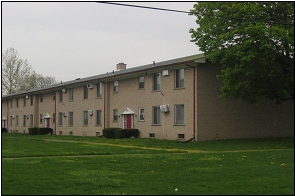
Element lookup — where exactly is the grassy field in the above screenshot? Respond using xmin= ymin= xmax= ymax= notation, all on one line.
xmin=1 ymin=133 xmax=294 ymax=195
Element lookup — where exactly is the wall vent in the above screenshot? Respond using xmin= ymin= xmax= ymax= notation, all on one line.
xmin=87 ymin=83 xmax=93 ymax=89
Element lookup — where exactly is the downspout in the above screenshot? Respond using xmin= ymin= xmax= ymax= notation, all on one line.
xmin=103 ymin=82 xmax=106 ymax=129
xmin=54 ymin=91 xmax=57 ymax=135
xmin=193 ymin=66 xmax=197 ymax=141
xmin=185 ymin=63 xmax=196 ymax=142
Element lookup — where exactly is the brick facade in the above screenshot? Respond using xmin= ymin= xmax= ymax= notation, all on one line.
xmin=1 ymin=53 xmax=294 ymax=141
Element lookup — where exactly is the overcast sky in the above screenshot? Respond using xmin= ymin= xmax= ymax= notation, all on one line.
xmin=2 ymin=1 xmax=200 ymax=82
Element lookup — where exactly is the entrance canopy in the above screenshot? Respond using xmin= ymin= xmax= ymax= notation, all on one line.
xmin=121 ymin=107 xmax=134 ymax=115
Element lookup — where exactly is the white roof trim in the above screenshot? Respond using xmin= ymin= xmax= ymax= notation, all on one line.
xmin=121 ymin=107 xmax=134 ymax=115
xmin=44 ymin=113 xmax=51 ymax=119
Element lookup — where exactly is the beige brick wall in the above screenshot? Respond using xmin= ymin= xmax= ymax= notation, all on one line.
xmin=2 ymin=60 xmax=293 ymax=141
xmin=196 ymin=63 xmax=294 ymax=141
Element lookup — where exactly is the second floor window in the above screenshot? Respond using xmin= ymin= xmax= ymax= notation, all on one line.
xmin=96 ymin=83 xmax=102 ymax=98
xmin=175 ymin=69 xmax=184 ymax=88
xmin=30 ymin=95 xmax=33 ymax=106
xmin=84 ymin=86 xmax=88 ymax=99
xmin=139 ymin=76 xmax=145 ymax=89
xmin=69 ymin=88 xmax=74 ymax=101
xmin=59 ymin=90 xmax=63 ymax=102
xmin=114 ymin=81 xmax=118 ymax=93
xmin=153 ymin=73 xmax=161 ymax=91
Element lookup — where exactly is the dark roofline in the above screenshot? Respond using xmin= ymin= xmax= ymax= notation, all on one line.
xmin=1 ymin=53 xmax=205 ymax=99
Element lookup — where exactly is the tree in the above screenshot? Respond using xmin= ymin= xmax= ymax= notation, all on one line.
xmin=189 ymin=2 xmax=294 ymax=104
xmin=2 ymin=47 xmax=58 ymax=95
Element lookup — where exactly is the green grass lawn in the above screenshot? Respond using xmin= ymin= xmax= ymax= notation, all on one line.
xmin=1 ymin=133 xmax=294 ymax=195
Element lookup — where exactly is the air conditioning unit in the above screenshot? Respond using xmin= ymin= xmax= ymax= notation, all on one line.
xmin=26 ymin=95 xmax=29 ymax=99
xmin=11 ymin=115 xmax=15 ymax=119
xmin=26 ymin=114 xmax=29 ymax=119
xmin=88 ymin=110 xmax=93 ymax=116
xmin=87 ymin=83 xmax=93 ymax=89
xmin=62 ymin=88 xmax=67 ymax=93
xmin=160 ymin=105 xmax=170 ymax=113
xmin=162 ymin=70 xmax=169 ymax=76
xmin=63 ymin=112 xmax=67 ymax=117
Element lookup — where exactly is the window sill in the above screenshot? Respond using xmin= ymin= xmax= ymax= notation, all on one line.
xmin=151 ymin=124 xmax=162 ymax=126
xmin=173 ymin=124 xmax=185 ymax=126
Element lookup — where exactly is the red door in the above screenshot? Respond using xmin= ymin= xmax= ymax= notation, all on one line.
xmin=126 ymin=114 xmax=132 ymax=129
xmin=46 ymin=118 xmax=50 ymax=128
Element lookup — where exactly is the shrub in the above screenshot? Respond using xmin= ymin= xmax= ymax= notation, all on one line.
xmin=28 ymin=127 xmax=53 ymax=135
xmin=113 ymin=128 xmax=140 ymax=139
xmin=2 ymin=127 xmax=8 ymax=133
xmin=103 ymin=128 xmax=122 ymax=139
xmin=28 ymin=127 xmax=39 ymax=135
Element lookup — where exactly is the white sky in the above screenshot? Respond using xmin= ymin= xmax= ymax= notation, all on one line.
xmin=1 ymin=1 xmax=200 ymax=82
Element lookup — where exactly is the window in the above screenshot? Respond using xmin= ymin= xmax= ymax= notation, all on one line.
xmin=40 ymin=114 xmax=43 ymax=123
xmin=69 ymin=88 xmax=74 ymax=101
xmin=69 ymin=112 xmax=74 ymax=126
xmin=178 ymin=134 xmax=185 ymax=139
xmin=175 ymin=69 xmax=184 ymax=88
xmin=10 ymin=116 xmax=13 ymax=126
xmin=84 ymin=86 xmax=88 ymax=99
xmin=96 ymin=83 xmax=102 ymax=98
xmin=59 ymin=131 xmax=62 ymax=135
xmin=113 ymin=109 xmax=118 ymax=121
xmin=40 ymin=95 xmax=43 ymax=102
xmin=16 ymin=115 xmax=18 ymax=127
xmin=96 ymin=132 xmax=101 ymax=136
xmin=139 ymin=108 xmax=145 ymax=121
xmin=53 ymin=113 xmax=56 ymax=123
xmin=58 ymin=112 xmax=63 ymax=126
xmin=149 ymin=133 xmax=155 ymax=138
xmin=96 ymin=110 xmax=102 ymax=126
xmin=69 ymin=131 xmax=73 ymax=135
xmin=10 ymin=99 xmax=13 ymax=108
xmin=24 ymin=97 xmax=26 ymax=107
xmin=16 ymin=98 xmax=19 ymax=107
xmin=114 ymin=81 xmax=118 ymax=93
xmin=175 ymin=104 xmax=184 ymax=125
xmin=153 ymin=73 xmax=161 ymax=91
xmin=152 ymin=106 xmax=161 ymax=125
xmin=30 ymin=114 xmax=33 ymax=126
xmin=53 ymin=92 xmax=56 ymax=100
xmin=23 ymin=115 xmax=26 ymax=126
xmin=59 ymin=90 xmax=63 ymax=102
xmin=30 ymin=95 xmax=33 ymax=105
xmin=139 ymin=76 xmax=145 ymax=89
xmin=83 ymin=111 xmax=88 ymax=125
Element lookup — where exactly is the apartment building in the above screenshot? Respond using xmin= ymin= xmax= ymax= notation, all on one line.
xmin=2 ymin=53 xmax=294 ymax=141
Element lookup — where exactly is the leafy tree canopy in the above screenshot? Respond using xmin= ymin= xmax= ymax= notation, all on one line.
xmin=2 ymin=47 xmax=58 ymax=95
xmin=189 ymin=2 xmax=294 ymax=104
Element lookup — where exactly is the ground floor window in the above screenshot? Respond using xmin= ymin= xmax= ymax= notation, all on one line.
xmin=152 ymin=106 xmax=161 ymax=125
xmin=178 ymin=134 xmax=185 ymax=139
xmin=149 ymin=133 xmax=155 ymax=138
xmin=175 ymin=104 xmax=184 ymax=125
